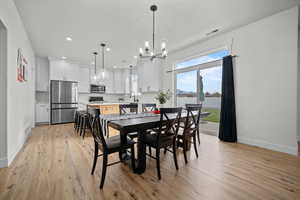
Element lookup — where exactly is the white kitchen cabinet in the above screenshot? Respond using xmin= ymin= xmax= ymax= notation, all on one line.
xmin=36 ymin=103 xmax=50 ymax=123
xmin=50 ymin=60 xmax=79 ymax=82
xmin=36 ymin=57 xmax=49 ymax=91
xmin=113 ymin=69 xmax=125 ymax=94
xmin=137 ymin=60 xmax=162 ymax=93
xmin=78 ymin=67 xmax=90 ymax=93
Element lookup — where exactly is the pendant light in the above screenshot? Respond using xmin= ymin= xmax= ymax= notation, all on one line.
xmin=100 ymin=43 xmax=106 ymax=79
xmin=92 ymin=52 xmax=98 ymax=81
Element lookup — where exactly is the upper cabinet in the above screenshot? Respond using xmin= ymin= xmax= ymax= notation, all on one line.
xmin=49 ymin=59 xmax=91 ymax=93
xmin=137 ymin=60 xmax=162 ymax=93
xmin=36 ymin=56 xmax=50 ymax=92
xmin=78 ymin=67 xmax=90 ymax=93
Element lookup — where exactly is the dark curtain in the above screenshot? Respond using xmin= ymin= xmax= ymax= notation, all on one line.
xmin=218 ymin=55 xmax=237 ymax=142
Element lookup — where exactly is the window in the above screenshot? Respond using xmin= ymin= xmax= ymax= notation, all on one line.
xmin=175 ymin=50 xmax=229 ymax=69
xmin=175 ymin=49 xmax=228 ymax=125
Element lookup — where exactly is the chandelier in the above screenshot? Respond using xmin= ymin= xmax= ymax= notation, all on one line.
xmin=138 ymin=5 xmax=167 ymax=61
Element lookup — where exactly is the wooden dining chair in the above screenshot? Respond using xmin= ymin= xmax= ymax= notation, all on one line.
xmin=119 ymin=103 xmax=138 ymax=115
xmin=86 ymin=107 xmax=100 ymax=138
xmin=185 ymin=104 xmax=202 ymax=144
xmin=90 ymin=116 xmax=136 ymax=189
xmin=177 ymin=104 xmax=202 ymax=163
xmin=119 ymin=103 xmax=139 ymax=139
xmin=142 ymin=103 xmax=157 ymax=112
xmin=141 ymin=107 xmax=182 ymax=180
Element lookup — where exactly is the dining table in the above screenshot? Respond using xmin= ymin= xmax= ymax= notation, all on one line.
xmin=99 ymin=111 xmax=210 ymax=174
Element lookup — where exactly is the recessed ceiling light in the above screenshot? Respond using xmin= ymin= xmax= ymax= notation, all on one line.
xmin=106 ymin=47 xmax=110 ymax=52
xmin=61 ymin=56 xmax=67 ymax=59
xmin=66 ymin=37 xmax=72 ymax=41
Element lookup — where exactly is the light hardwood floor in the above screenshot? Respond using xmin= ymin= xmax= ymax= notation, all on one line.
xmin=0 ymin=124 xmax=300 ymax=200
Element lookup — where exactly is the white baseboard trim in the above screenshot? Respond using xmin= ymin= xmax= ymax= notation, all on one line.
xmin=0 ymin=157 xmax=8 ymax=168
xmin=7 ymin=127 xmax=32 ymax=166
xmin=238 ymin=137 xmax=298 ymax=156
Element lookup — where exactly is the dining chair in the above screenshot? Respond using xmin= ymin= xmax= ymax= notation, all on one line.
xmin=85 ymin=107 xmax=100 ymax=139
xmin=90 ymin=116 xmax=136 ymax=189
xmin=119 ymin=103 xmax=138 ymax=115
xmin=119 ymin=103 xmax=139 ymax=139
xmin=185 ymin=104 xmax=202 ymax=144
xmin=141 ymin=107 xmax=182 ymax=180
xmin=177 ymin=104 xmax=202 ymax=163
xmin=142 ymin=103 xmax=157 ymax=112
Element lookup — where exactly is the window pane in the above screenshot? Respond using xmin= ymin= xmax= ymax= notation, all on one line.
xmin=176 ymin=50 xmax=229 ymax=69
xmin=176 ymin=70 xmax=197 ymax=107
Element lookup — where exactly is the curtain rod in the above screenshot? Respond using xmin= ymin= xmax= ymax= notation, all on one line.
xmin=166 ymin=55 xmax=238 ymax=73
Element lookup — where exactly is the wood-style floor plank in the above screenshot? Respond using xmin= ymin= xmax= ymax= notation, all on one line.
xmin=0 ymin=124 xmax=299 ymax=200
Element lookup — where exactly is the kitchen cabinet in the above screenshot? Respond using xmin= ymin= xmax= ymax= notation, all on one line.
xmin=137 ymin=60 xmax=162 ymax=93
xmin=36 ymin=103 xmax=50 ymax=123
xmin=50 ymin=59 xmax=79 ymax=82
xmin=36 ymin=57 xmax=49 ymax=91
xmin=78 ymin=67 xmax=90 ymax=93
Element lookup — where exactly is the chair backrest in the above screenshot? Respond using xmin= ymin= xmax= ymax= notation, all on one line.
xmin=156 ymin=107 xmax=182 ymax=145
xmin=87 ymin=106 xmax=100 ymax=128
xmin=142 ymin=103 xmax=157 ymax=112
xmin=183 ymin=104 xmax=202 ymax=137
xmin=119 ymin=103 xmax=138 ymax=115
xmin=91 ymin=116 xmax=108 ymax=151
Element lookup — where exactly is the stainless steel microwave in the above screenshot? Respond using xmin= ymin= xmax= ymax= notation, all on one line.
xmin=90 ymin=84 xmax=106 ymax=93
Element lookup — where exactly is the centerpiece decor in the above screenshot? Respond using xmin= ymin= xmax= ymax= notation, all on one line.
xmin=155 ymin=89 xmax=172 ymax=109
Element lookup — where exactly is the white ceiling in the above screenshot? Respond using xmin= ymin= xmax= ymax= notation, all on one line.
xmin=14 ymin=0 xmax=299 ymax=68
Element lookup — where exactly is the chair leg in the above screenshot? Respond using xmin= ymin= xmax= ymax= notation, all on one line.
xmin=193 ymin=135 xmax=198 ymax=158
xmin=82 ymin=118 xmax=87 ymax=139
xmin=183 ymin=138 xmax=188 ymax=164
xmin=172 ymin=141 xmax=179 ymax=170
xmin=197 ymin=129 xmax=200 ymax=145
xmin=156 ymin=148 xmax=161 ymax=180
xmin=91 ymin=141 xmax=99 ymax=175
xmin=164 ymin=148 xmax=167 ymax=154
xmin=149 ymin=146 xmax=152 ymax=156
xmin=79 ymin=117 xmax=84 ymax=136
xmin=130 ymin=146 xmax=136 ymax=172
xmin=100 ymin=154 xmax=108 ymax=189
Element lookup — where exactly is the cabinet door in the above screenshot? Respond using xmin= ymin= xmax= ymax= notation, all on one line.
xmin=114 ymin=69 xmax=124 ymax=94
xmin=36 ymin=57 xmax=49 ymax=91
xmin=78 ymin=67 xmax=90 ymax=93
xmin=36 ymin=104 xmax=49 ymax=123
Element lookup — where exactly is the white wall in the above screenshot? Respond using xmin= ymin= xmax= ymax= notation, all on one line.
xmin=0 ymin=20 xmax=8 ymax=168
xmin=163 ymin=7 xmax=299 ymax=155
xmin=0 ymin=0 xmax=35 ymax=167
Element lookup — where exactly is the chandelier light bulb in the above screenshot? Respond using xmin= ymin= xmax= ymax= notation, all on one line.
xmin=139 ymin=48 xmax=144 ymax=56
xmin=161 ymin=42 xmax=166 ymax=51
xmin=145 ymin=41 xmax=150 ymax=49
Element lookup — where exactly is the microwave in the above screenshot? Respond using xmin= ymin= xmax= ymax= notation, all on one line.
xmin=90 ymin=84 xmax=106 ymax=93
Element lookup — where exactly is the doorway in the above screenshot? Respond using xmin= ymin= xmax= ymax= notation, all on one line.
xmin=0 ymin=20 xmax=7 ymax=167
xmin=175 ymin=50 xmax=228 ymax=136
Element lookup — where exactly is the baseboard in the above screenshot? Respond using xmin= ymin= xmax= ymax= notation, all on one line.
xmin=238 ymin=137 xmax=298 ymax=156
xmin=0 ymin=157 xmax=8 ymax=168
xmin=7 ymin=127 xmax=32 ymax=166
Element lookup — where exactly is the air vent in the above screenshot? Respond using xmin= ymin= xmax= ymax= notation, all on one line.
xmin=206 ymin=29 xmax=219 ymax=36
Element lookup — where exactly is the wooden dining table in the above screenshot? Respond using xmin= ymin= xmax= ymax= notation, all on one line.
xmin=100 ymin=111 xmax=209 ymax=174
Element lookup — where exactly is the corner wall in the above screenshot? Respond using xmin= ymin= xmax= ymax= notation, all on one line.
xmin=0 ymin=20 xmax=7 ymax=168
xmin=0 ymin=0 xmax=35 ymax=167
xmin=163 ymin=7 xmax=299 ymax=155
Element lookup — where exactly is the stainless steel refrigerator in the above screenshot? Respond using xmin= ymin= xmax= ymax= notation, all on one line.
xmin=50 ymin=80 xmax=78 ymax=124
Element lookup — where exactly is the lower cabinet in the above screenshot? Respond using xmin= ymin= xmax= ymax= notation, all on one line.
xmin=36 ymin=103 xmax=50 ymax=123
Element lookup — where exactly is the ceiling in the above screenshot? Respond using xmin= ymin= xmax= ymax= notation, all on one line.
xmin=14 ymin=0 xmax=300 ymax=68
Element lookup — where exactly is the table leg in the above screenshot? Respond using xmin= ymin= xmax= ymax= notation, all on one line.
xmin=135 ymin=130 xmax=146 ymax=174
